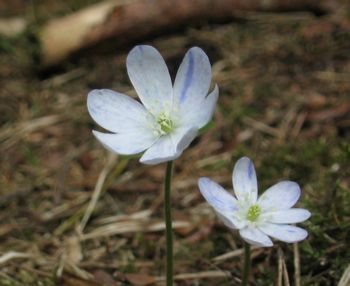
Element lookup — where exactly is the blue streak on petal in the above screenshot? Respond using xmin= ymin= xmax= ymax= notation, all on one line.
xmin=179 ymin=51 xmax=194 ymax=103
xmin=206 ymin=192 xmax=237 ymax=212
xmin=248 ymin=159 xmax=254 ymax=179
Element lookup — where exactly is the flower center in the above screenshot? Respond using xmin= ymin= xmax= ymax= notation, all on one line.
xmin=246 ymin=205 xmax=261 ymax=222
xmin=157 ymin=113 xmax=174 ymax=134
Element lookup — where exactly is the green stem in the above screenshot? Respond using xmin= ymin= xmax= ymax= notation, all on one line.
xmin=242 ymin=242 xmax=251 ymax=286
xmin=164 ymin=161 xmax=174 ymax=286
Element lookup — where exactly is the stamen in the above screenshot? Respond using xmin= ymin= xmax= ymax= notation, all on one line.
xmin=247 ymin=205 xmax=261 ymax=222
xmin=157 ymin=113 xmax=174 ymax=134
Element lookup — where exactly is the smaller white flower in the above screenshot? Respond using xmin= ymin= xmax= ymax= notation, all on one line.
xmin=198 ymin=157 xmax=311 ymax=247
xmin=87 ymin=45 xmax=218 ymax=165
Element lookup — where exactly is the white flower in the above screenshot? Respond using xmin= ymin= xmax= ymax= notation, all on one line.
xmin=87 ymin=45 xmax=218 ymax=165
xmin=198 ymin=157 xmax=311 ymax=247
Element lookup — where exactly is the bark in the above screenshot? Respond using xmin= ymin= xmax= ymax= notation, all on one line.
xmin=38 ymin=0 xmax=340 ymax=67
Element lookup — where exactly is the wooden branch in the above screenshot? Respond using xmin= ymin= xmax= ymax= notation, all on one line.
xmin=38 ymin=0 xmax=339 ymax=67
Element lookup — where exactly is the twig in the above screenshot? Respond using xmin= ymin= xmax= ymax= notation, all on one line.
xmin=293 ymin=243 xmax=301 ymax=286
xmin=277 ymin=248 xmax=283 ymax=286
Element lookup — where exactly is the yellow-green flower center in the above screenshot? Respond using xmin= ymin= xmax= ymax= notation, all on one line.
xmin=247 ymin=205 xmax=261 ymax=222
xmin=157 ymin=113 xmax=174 ymax=134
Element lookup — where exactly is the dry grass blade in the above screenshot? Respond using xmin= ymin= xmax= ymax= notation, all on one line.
xmin=1 ymin=3 xmax=349 ymax=284
xmin=81 ymin=220 xmax=191 ymax=241
xmin=338 ymin=264 xmax=350 ymax=286
xmin=212 ymin=246 xmax=259 ymax=262
xmin=156 ymin=270 xmax=231 ymax=282
xmin=78 ymin=153 xmax=118 ymax=233
xmin=41 ymin=193 xmax=90 ymax=221
xmin=277 ymin=247 xmax=291 ymax=286
xmin=93 ymin=210 xmax=152 ymax=225
xmin=0 ymin=115 xmax=62 ymax=148
xmin=282 ymin=255 xmax=291 ymax=286
xmin=277 ymin=106 xmax=297 ymax=143
xmin=0 ymin=251 xmax=31 ymax=265
xmin=243 ymin=117 xmax=280 ymax=137
xmin=42 ymin=68 xmax=86 ymax=88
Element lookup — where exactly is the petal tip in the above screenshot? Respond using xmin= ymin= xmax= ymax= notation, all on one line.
xmin=187 ymin=46 xmax=209 ymax=61
xmin=238 ymin=156 xmax=252 ymax=163
xmin=291 ymin=228 xmax=308 ymax=242
xmin=127 ymin=45 xmax=160 ymax=62
xmin=304 ymin=209 xmax=312 ymax=220
xmin=198 ymin=177 xmax=212 ymax=189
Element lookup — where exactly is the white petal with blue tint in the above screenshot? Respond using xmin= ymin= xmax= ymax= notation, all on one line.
xmin=140 ymin=126 xmax=197 ymax=165
xmin=258 ymin=181 xmax=300 ymax=211
xmin=173 ymin=47 xmax=211 ymax=113
xmin=92 ymin=129 xmax=158 ymax=155
xmin=239 ymin=227 xmax=273 ymax=247
xmin=197 ymin=156 xmax=310 ymax=247
xmin=217 ymin=212 xmax=246 ymax=229
xmin=87 ymin=89 xmax=150 ymax=133
xmin=127 ymin=45 xmax=173 ymax=116
xmin=259 ymin=224 xmax=308 ymax=243
xmin=232 ymin=157 xmax=258 ymax=204
xmin=261 ymin=209 xmax=311 ymax=224
xmin=88 ymin=45 xmax=217 ymax=165
xmin=179 ymin=85 xmax=219 ymax=129
xmin=198 ymin=177 xmax=238 ymax=213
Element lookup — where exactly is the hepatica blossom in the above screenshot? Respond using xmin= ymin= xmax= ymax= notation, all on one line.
xmin=198 ymin=157 xmax=311 ymax=247
xmin=87 ymin=45 xmax=218 ymax=165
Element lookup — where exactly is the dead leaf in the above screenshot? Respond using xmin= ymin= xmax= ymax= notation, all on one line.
xmin=124 ymin=273 xmax=156 ymax=286
xmin=93 ymin=270 xmax=116 ymax=285
xmin=61 ymin=275 xmax=100 ymax=286
xmin=307 ymin=102 xmax=350 ymax=122
xmin=186 ymin=224 xmax=212 ymax=244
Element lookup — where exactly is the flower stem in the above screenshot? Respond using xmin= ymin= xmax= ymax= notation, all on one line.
xmin=241 ymin=242 xmax=251 ymax=286
xmin=164 ymin=161 xmax=174 ymax=286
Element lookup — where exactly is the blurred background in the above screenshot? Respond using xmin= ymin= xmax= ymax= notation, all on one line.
xmin=0 ymin=0 xmax=349 ymax=285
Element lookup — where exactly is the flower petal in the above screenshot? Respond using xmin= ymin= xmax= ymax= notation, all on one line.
xmin=239 ymin=227 xmax=273 ymax=247
xmin=87 ymin=89 xmax=150 ymax=133
xmin=216 ymin=212 xmax=246 ymax=229
xmin=232 ymin=157 xmax=258 ymax=204
xmin=179 ymin=85 xmax=219 ymax=129
xmin=92 ymin=129 xmax=158 ymax=155
xmin=127 ymin=45 xmax=173 ymax=116
xmin=258 ymin=181 xmax=301 ymax=211
xmin=259 ymin=223 xmax=308 ymax=243
xmin=140 ymin=126 xmax=197 ymax=165
xmin=198 ymin=177 xmax=238 ymax=213
xmin=173 ymin=47 xmax=211 ymax=111
xmin=261 ymin=208 xmax=311 ymax=224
